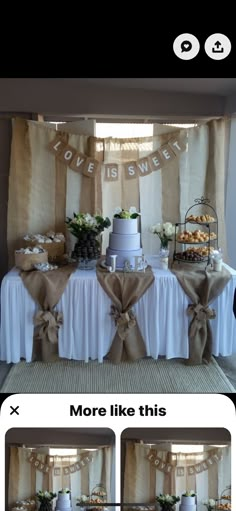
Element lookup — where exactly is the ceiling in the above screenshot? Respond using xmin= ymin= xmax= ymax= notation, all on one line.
xmin=78 ymin=78 xmax=236 ymax=97
xmin=121 ymin=428 xmax=231 ymax=442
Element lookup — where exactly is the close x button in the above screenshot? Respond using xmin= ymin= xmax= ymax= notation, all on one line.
xmin=10 ymin=405 xmax=20 ymax=415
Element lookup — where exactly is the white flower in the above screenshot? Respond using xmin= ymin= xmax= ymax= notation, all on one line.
xmin=80 ymin=495 xmax=89 ymax=502
xmin=209 ymin=499 xmax=215 ymax=507
xmin=202 ymin=499 xmax=215 ymax=507
xmin=114 ymin=207 xmax=122 ymax=214
xmin=149 ymin=226 xmax=156 ymax=233
xmin=163 ymin=222 xmax=175 ymax=236
xmin=165 ymin=495 xmax=174 ymax=503
xmin=84 ymin=213 xmax=94 ymax=225
xmin=153 ymin=223 xmax=162 ymax=234
xmin=129 ymin=206 xmax=137 ymax=214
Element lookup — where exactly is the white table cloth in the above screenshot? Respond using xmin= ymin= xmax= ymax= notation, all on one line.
xmin=1 ymin=258 xmax=236 ymax=363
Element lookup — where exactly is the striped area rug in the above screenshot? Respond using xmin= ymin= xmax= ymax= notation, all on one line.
xmin=1 ymin=357 xmax=234 ymax=393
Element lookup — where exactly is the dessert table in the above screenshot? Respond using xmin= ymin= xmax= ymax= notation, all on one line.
xmin=0 ymin=258 xmax=236 ymax=364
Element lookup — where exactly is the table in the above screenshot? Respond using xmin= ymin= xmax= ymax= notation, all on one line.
xmin=1 ymin=259 xmax=236 ymax=363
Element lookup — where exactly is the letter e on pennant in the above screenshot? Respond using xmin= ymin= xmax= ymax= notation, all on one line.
xmin=159 ymin=144 xmax=175 ymax=162
xmin=148 ymin=151 xmax=163 ymax=171
xmin=83 ymin=158 xmax=101 ymax=177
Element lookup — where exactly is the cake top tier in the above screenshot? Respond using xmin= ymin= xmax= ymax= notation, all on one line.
xmin=112 ymin=217 xmax=139 ymax=235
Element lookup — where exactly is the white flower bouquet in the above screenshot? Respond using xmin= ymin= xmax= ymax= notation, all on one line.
xmin=202 ymin=498 xmax=216 ymax=510
xmin=156 ymin=493 xmax=180 ymax=510
xmin=150 ymin=222 xmax=176 ymax=249
xmin=66 ymin=213 xmax=111 ymax=237
xmin=36 ymin=490 xmax=56 ymax=510
xmin=76 ymin=495 xmax=90 ymax=507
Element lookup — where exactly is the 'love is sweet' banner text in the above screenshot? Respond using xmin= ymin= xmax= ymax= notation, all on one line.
xmin=47 ymin=134 xmax=186 ymax=181
xmin=27 ymin=451 xmax=93 ymax=475
xmin=146 ymin=448 xmax=223 ymax=475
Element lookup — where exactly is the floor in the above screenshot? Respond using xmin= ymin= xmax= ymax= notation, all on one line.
xmin=215 ymin=354 xmax=236 ymax=389
xmin=0 ymin=355 xmax=235 ymax=391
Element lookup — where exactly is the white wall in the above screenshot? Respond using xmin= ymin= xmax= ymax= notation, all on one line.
xmin=226 ymin=117 xmax=236 ymax=269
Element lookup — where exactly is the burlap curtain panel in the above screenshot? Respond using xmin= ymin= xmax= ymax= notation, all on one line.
xmin=123 ymin=442 xmax=174 ymax=503
xmin=7 ymin=119 xmax=100 ymax=267
xmin=7 ymin=118 xmax=229 ymax=267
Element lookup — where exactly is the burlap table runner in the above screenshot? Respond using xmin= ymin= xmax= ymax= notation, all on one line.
xmin=96 ymin=265 xmax=155 ymax=363
xmin=20 ymin=264 xmax=77 ymax=361
xmin=171 ymin=263 xmax=232 ymax=365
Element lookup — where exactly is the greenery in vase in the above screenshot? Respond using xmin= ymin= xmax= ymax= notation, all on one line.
xmin=150 ymin=222 xmax=175 ymax=248
xmin=156 ymin=493 xmax=180 ymax=510
xmin=66 ymin=213 xmax=111 ymax=238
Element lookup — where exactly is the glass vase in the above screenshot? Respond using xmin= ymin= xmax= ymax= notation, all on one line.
xmin=156 ymin=505 xmax=175 ymax=511
xmin=159 ymin=247 xmax=169 ymax=270
xmin=38 ymin=502 xmax=53 ymax=511
xmin=72 ymin=231 xmax=101 ymax=269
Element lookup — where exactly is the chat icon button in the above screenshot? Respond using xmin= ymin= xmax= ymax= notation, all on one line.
xmin=173 ymin=33 xmax=200 ymax=60
xmin=181 ymin=40 xmax=192 ymax=53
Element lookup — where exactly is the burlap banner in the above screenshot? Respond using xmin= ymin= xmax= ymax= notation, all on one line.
xmin=47 ymin=134 xmax=186 ymax=181
xmin=146 ymin=452 xmax=173 ymax=473
xmin=27 ymin=453 xmax=51 ymax=474
xmin=187 ymin=450 xmax=223 ymax=475
xmin=27 ymin=452 xmax=93 ymax=474
xmin=147 ymin=448 xmax=223 ymax=475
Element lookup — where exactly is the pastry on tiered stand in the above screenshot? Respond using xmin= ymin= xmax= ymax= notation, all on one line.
xmin=90 ymin=484 xmax=107 ymax=511
xmin=177 ymin=230 xmax=217 ymax=243
xmin=175 ymin=246 xmax=214 ymax=262
xmin=186 ymin=214 xmax=216 ymax=223
xmin=216 ymin=504 xmax=231 ymax=510
xmin=88 ymin=497 xmax=106 ymax=510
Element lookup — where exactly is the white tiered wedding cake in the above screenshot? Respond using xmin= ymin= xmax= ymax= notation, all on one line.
xmin=106 ymin=216 xmax=142 ymax=269
xmin=55 ymin=489 xmax=72 ymax=511
xmin=179 ymin=494 xmax=196 ymax=511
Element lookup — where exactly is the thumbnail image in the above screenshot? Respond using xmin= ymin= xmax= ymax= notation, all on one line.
xmin=121 ymin=428 xmax=231 ymax=511
xmin=6 ymin=427 xmax=115 ymax=511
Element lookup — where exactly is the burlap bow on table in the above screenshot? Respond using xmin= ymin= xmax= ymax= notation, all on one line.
xmin=20 ymin=264 xmax=76 ymax=361
xmin=34 ymin=310 xmax=63 ymax=344
xmin=172 ymin=263 xmax=232 ymax=365
xmin=96 ymin=265 xmax=155 ymax=363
